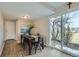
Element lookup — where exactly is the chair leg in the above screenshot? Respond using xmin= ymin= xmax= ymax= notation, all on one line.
xmin=23 ymin=42 xmax=25 ymax=49
xmin=40 ymin=45 xmax=42 ymax=51
xmin=35 ymin=44 xmax=38 ymax=54
xmin=35 ymin=47 xmax=37 ymax=54
xmin=35 ymin=44 xmax=42 ymax=54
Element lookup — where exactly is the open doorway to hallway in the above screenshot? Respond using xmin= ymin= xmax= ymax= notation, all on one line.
xmin=4 ymin=20 xmax=16 ymax=40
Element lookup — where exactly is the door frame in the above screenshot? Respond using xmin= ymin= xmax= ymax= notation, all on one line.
xmin=4 ymin=20 xmax=17 ymax=41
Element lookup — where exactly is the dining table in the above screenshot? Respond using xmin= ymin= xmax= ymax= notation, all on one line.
xmin=27 ymin=35 xmax=38 ymax=55
xmin=21 ymin=34 xmax=44 ymax=55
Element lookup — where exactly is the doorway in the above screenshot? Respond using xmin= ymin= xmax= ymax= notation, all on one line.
xmin=5 ymin=20 xmax=16 ymax=40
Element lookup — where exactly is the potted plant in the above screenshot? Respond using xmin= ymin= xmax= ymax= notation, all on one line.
xmin=27 ymin=20 xmax=35 ymax=35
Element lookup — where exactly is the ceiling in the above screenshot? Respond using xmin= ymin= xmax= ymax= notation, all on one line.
xmin=0 ymin=2 xmax=67 ymax=20
xmin=49 ymin=2 xmax=66 ymax=8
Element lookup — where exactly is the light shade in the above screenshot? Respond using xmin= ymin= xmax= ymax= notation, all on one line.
xmin=21 ymin=15 xmax=31 ymax=19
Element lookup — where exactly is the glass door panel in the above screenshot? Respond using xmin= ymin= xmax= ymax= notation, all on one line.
xmin=51 ymin=17 xmax=62 ymax=49
xmin=61 ymin=11 xmax=79 ymax=56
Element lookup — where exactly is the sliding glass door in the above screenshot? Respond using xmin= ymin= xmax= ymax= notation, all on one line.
xmin=51 ymin=16 xmax=62 ymax=49
xmin=51 ymin=10 xmax=79 ymax=56
xmin=62 ymin=11 xmax=79 ymax=56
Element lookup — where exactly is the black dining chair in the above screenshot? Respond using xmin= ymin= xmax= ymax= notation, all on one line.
xmin=31 ymin=34 xmax=44 ymax=54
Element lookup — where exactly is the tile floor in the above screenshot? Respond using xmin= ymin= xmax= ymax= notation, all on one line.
xmin=27 ymin=47 xmax=72 ymax=57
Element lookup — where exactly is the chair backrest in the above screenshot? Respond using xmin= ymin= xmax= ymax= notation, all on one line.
xmin=37 ymin=34 xmax=43 ymax=43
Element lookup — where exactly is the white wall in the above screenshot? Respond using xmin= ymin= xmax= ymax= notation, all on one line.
xmin=0 ymin=10 xmax=4 ymax=55
xmin=31 ymin=17 xmax=50 ymax=46
xmin=16 ymin=19 xmax=30 ymax=42
xmin=16 ymin=17 xmax=53 ymax=46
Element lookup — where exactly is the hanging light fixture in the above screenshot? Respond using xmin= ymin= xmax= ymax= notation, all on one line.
xmin=67 ymin=2 xmax=72 ymax=9
xmin=20 ymin=14 xmax=31 ymax=19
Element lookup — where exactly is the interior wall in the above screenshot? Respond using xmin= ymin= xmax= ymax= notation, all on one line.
xmin=16 ymin=17 xmax=51 ymax=46
xmin=31 ymin=17 xmax=50 ymax=46
xmin=0 ymin=10 xmax=4 ymax=55
xmin=16 ymin=19 xmax=30 ymax=42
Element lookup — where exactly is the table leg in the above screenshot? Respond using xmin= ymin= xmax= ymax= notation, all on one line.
xmin=28 ymin=39 xmax=32 ymax=55
xmin=42 ymin=39 xmax=44 ymax=49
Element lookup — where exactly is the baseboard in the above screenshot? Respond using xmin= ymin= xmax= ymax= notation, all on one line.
xmin=0 ymin=41 xmax=5 ymax=56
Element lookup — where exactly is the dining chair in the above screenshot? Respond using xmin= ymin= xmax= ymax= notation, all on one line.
xmin=32 ymin=34 xmax=44 ymax=54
